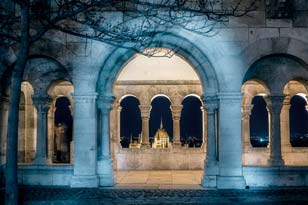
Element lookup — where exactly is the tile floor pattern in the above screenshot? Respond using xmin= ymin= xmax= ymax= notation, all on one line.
xmin=114 ymin=170 xmax=203 ymax=189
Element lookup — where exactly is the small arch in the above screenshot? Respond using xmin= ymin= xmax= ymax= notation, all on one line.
xmin=149 ymin=96 xmax=173 ymax=143
xmin=250 ymin=96 xmax=269 ymax=147
xmin=180 ymin=96 xmax=203 ymax=147
xmin=53 ymin=96 xmax=73 ymax=163
xmin=119 ymin=96 xmax=142 ymax=148
xmin=183 ymin=94 xmax=203 ymax=105
xmin=119 ymin=94 xmax=139 ymax=104
xmin=151 ymin=94 xmax=172 ymax=104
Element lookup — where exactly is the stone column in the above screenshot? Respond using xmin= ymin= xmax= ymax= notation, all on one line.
xmin=280 ymin=95 xmax=292 ymax=154
xmin=242 ymin=105 xmax=253 ymax=151
xmin=200 ymin=106 xmax=206 ymax=152
xmin=71 ymin=93 xmax=99 ymax=187
xmin=97 ymin=94 xmax=115 ymax=186
xmin=139 ymin=105 xmax=150 ymax=148
xmin=217 ymin=93 xmax=246 ymax=189
xmin=116 ymin=106 xmax=122 ymax=146
xmin=171 ymin=105 xmax=182 ymax=147
xmin=0 ymin=96 xmax=9 ymax=165
xmin=268 ymin=95 xmax=285 ymax=166
xmin=202 ymin=95 xmax=218 ymax=187
xmin=32 ymin=94 xmax=51 ymax=165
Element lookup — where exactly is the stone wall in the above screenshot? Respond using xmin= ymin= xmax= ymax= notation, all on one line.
xmin=113 ymin=148 xmax=205 ymax=170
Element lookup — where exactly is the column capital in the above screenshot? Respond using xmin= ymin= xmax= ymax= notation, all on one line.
xmin=32 ymin=94 xmax=52 ymax=113
xmin=268 ymin=95 xmax=285 ymax=114
xmin=97 ymin=93 xmax=115 ymax=112
xmin=72 ymin=92 xmax=98 ymax=103
xmin=217 ymin=92 xmax=243 ymax=102
xmin=202 ymin=95 xmax=218 ymax=112
xmin=139 ymin=104 xmax=151 ymax=119
xmin=1 ymin=95 xmax=10 ymax=110
xmin=242 ymin=105 xmax=253 ymax=119
xmin=171 ymin=105 xmax=183 ymax=119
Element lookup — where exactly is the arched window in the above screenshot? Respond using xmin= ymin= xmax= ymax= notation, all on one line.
xmin=250 ymin=96 xmax=269 ymax=147
xmin=290 ymin=95 xmax=308 ymax=147
xmin=149 ymin=96 xmax=173 ymax=144
xmin=120 ymin=96 xmax=142 ymax=148
xmin=180 ymin=96 xmax=202 ymax=147
xmin=54 ymin=96 xmax=73 ymax=163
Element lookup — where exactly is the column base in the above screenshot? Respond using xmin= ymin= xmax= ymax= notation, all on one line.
xmin=141 ymin=143 xmax=151 ymax=149
xmin=172 ymin=141 xmax=182 ymax=148
xmin=71 ymin=175 xmax=99 ymax=187
xmin=217 ymin=176 xmax=246 ymax=189
xmin=268 ymin=157 xmax=284 ymax=166
xmin=201 ymin=175 xmax=217 ymax=188
xmin=33 ymin=157 xmax=48 ymax=165
xmin=205 ymin=161 xmax=218 ymax=175
xmin=97 ymin=158 xmax=115 ymax=186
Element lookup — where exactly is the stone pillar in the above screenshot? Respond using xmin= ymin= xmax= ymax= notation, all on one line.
xmin=280 ymin=95 xmax=292 ymax=154
xmin=268 ymin=95 xmax=285 ymax=166
xmin=0 ymin=96 xmax=9 ymax=165
xmin=97 ymin=94 xmax=115 ymax=186
xmin=32 ymin=94 xmax=51 ymax=165
xmin=116 ymin=106 xmax=122 ymax=146
xmin=200 ymin=106 xmax=207 ymax=152
xmin=139 ymin=105 xmax=150 ymax=148
xmin=217 ymin=93 xmax=246 ymax=189
xmin=71 ymin=93 xmax=99 ymax=187
xmin=202 ymin=95 xmax=218 ymax=187
xmin=242 ymin=105 xmax=253 ymax=151
xmin=171 ymin=105 xmax=182 ymax=147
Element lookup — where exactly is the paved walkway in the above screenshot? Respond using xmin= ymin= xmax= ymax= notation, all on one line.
xmin=2 ymin=171 xmax=308 ymax=204
xmin=115 ymin=170 xmax=203 ymax=189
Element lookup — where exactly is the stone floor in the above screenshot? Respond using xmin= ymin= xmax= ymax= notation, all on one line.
xmin=2 ymin=171 xmax=308 ymax=204
xmin=114 ymin=170 xmax=203 ymax=189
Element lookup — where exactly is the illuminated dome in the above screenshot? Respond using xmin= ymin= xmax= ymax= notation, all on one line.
xmin=153 ymin=119 xmax=170 ymax=148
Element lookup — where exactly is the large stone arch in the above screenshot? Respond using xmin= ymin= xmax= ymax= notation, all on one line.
xmin=243 ymin=53 xmax=308 ymax=94
xmin=240 ymin=37 xmax=308 ymax=78
xmin=96 ymin=33 xmax=219 ymax=96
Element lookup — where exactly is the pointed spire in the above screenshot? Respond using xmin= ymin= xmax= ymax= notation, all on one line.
xmin=160 ymin=117 xmax=163 ymax=129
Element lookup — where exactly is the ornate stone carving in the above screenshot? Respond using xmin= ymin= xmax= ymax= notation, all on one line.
xmin=32 ymin=94 xmax=52 ymax=113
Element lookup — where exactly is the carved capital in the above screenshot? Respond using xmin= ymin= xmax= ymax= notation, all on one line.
xmin=139 ymin=105 xmax=151 ymax=118
xmin=202 ymin=95 xmax=218 ymax=112
xmin=242 ymin=105 xmax=253 ymax=119
xmin=32 ymin=94 xmax=52 ymax=113
xmin=171 ymin=105 xmax=183 ymax=119
xmin=73 ymin=93 xmax=98 ymax=103
xmin=269 ymin=95 xmax=285 ymax=114
xmin=97 ymin=93 xmax=115 ymax=112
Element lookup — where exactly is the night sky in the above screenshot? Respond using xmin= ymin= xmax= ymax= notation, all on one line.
xmin=180 ymin=96 xmax=202 ymax=147
xmin=149 ymin=96 xmax=173 ymax=140
xmin=120 ymin=96 xmax=142 ymax=147
xmin=290 ymin=95 xmax=308 ymax=146
xmin=120 ymin=95 xmax=203 ymax=147
xmin=250 ymin=96 xmax=269 ymax=147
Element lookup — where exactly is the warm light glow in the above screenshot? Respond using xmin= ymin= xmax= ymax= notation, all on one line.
xmin=117 ymin=48 xmax=200 ymax=81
